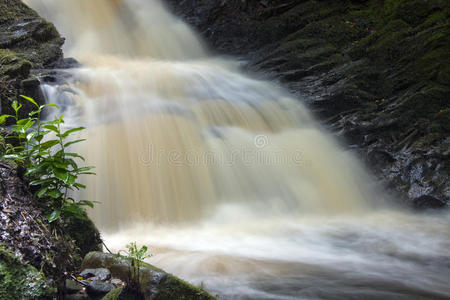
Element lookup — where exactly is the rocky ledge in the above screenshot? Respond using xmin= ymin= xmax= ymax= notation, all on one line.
xmin=65 ymin=252 xmax=215 ymax=300
xmin=0 ymin=0 xmax=65 ymax=119
xmin=166 ymin=0 xmax=450 ymax=208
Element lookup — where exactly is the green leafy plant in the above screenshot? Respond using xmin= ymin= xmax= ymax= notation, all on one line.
xmin=117 ymin=242 xmax=153 ymax=297
xmin=0 ymin=95 xmax=95 ymax=223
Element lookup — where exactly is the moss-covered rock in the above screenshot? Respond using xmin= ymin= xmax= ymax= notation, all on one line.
xmin=0 ymin=0 xmax=64 ymax=68
xmin=63 ymin=211 xmax=103 ymax=264
xmin=82 ymin=252 xmax=216 ymax=300
xmin=0 ymin=246 xmax=55 ymax=299
xmin=0 ymin=0 xmax=64 ymax=118
xmin=0 ymin=50 xmax=32 ymax=79
xmin=103 ymin=287 xmax=123 ymax=300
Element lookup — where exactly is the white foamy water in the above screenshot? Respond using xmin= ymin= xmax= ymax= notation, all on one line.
xmin=25 ymin=0 xmax=450 ymax=299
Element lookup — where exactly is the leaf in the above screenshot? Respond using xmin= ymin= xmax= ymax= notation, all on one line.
xmin=16 ymin=118 xmax=29 ymax=126
xmin=73 ymin=183 xmax=86 ymax=189
xmin=0 ymin=114 xmax=13 ymax=125
xmin=30 ymin=178 xmax=55 ymax=186
xmin=23 ymin=119 xmax=35 ymax=130
xmin=43 ymin=124 xmax=59 ymax=133
xmin=12 ymin=100 xmax=21 ymax=112
xmin=61 ymin=127 xmax=85 ymax=138
xmin=65 ymin=158 xmax=78 ymax=169
xmin=48 ymin=209 xmax=61 ymax=223
xmin=64 ymin=139 xmax=86 ymax=148
xmin=29 ymin=109 xmax=41 ymax=117
xmin=64 ymin=153 xmax=85 ymax=161
xmin=76 ymin=166 xmax=95 ymax=172
xmin=53 ymin=162 xmax=69 ymax=170
xmin=37 ymin=187 xmax=48 ymax=198
xmin=47 ymin=189 xmax=63 ymax=199
xmin=79 ymin=200 xmax=94 ymax=208
xmin=35 ymin=151 xmax=51 ymax=157
xmin=44 ymin=103 xmax=59 ymax=108
xmin=53 ymin=167 xmax=69 ymax=182
xmin=25 ymin=166 xmax=39 ymax=176
xmin=66 ymin=174 xmax=76 ymax=185
xmin=39 ymin=140 xmax=59 ymax=151
xmin=2 ymin=154 xmax=21 ymax=160
xmin=35 ymin=134 xmax=45 ymax=143
xmin=26 ymin=131 xmax=38 ymax=141
xmin=62 ymin=203 xmax=84 ymax=218
xmin=20 ymin=95 xmax=39 ymax=108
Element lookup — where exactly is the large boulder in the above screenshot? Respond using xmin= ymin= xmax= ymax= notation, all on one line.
xmin=82 ymin=252 xmax=216 ymax=300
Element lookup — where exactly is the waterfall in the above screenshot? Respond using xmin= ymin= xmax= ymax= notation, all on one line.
xmin=23 ymin=1 xmax=450 ymax=299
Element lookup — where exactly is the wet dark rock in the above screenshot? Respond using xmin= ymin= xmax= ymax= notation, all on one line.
xmin=87 ymin=280 xmax=115 ymax=296
xmin=413 ymin=195 xmax=447 ymax=210
xmin=0 ymin=0 xmax=64 ymax=118
xmin=66 ymin=294 xmax=87 ymax=300
xmin=66 ymin=279 xmax=84 ymax=294
xmin=21 ymin=76 xmax=40 ymax=88
xmin=54 ymin=57 xmax=81 ymax=69
xmin=168 ymin=0 xmax=450 ymax=207
xmin=0 ymin=0 xmax=64 ymax=68
xmin=80 ymin=268 xmax=112 ymax=281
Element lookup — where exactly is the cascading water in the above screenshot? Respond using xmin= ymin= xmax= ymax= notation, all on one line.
xmin=25 ymin=0 xmax=450 ymax=299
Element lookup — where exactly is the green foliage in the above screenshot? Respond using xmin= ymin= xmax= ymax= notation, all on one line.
xmin=0 ymin=95 xmax=95 ymax=223
xmin=117 ymin=242 xmax=153 ymax=297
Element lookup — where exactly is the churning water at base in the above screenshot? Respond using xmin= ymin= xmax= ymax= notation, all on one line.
xmin=26 ymin=0 xmax=450 ymax=299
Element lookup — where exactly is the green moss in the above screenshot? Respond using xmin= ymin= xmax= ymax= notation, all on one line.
xmin=151 ymin=275 xmax=215 ymax=300
xmin=0 ymin=49 xmax=32 ymax=79
xmin=63 ymin=211 xmax=102 ymax=265
xmin=102 ymin=287 xmax=123 ymax=300
xmin=0 ymin=246 xmax=55 ymax=299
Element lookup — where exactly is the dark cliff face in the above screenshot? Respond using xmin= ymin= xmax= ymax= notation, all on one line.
xmin=166 ymin=0 xmax=449 ymax=208
xmin=0 ymin=0 xmax=64 ymax=118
